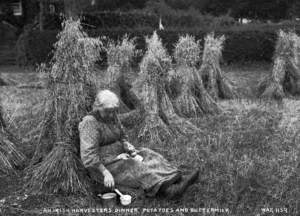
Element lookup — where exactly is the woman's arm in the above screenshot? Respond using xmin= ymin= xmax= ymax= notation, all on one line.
xmin=116 ymin=114 xmax=137 ymax=155
xmin=79 ymin=116 xmax=115 ymax=188
xmin=118 ymin=88 xmax=145 ymax=128
xmin=79 ymin=116 xmax=103 ymax=170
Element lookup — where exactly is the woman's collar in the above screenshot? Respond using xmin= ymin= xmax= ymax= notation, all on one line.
xmin=88 ymin=110 xmax=118 ymax=124
xmin=88 ymin=110 xmax=103 ymax=122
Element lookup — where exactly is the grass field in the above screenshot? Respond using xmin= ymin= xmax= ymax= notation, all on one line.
xmin=0 ymin=63 xmax=299 ymax=216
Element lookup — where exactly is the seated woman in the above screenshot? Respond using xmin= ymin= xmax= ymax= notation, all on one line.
xmin=78 ymin=90 xmax=199 ymax=199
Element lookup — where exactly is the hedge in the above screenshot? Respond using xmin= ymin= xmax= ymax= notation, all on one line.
xmin=82 ymin=11 xmax=158 ymax=29
xmin=26 ymin=30 xmax=58 ymax=64
xmin=24 ymin=11 xmax=238 ymax=33
xmin=24 ymin=26 xmax=300 ymax=65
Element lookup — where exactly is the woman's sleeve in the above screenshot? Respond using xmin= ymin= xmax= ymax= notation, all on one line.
xmin=78 ymin=116 xmax=103 ymax=169
xmin=116 ymin=115 xmax=129 ymax=143
xmin=118 ymin=88 xmax=145 ymax=128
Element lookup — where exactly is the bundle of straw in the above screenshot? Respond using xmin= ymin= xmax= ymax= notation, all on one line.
xmin=135 ymin=32 xmax=174 ymax=145
xmin=173 ymin=35 xmax=220 ymax=117
xmin=106 ymin=35 xmax=136 ymax=71
xmin=0 ymin=105 xmax=26 ymax=175
xmin=159 ymin=87 xmax=201 ymax=135
xmin=259 ymin=30 xmax=300 ymax=99
xmin=138 ymin=81 xmax=172 ymax=145
xmin=200 ymin=33 xmax=236 ymax=100
xmin=174 ymin=35 xmax=202 ymax=67
xmin=25 ymin=19 xmax=101 ymax=195
xmin=104 ymin=35 xmax=137 ymax=113
xmin=135 ymin=32 xmax=200 ymax=145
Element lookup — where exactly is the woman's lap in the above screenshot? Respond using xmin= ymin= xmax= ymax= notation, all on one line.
xmin=109 ymin=147 xmax=179 ymax=194
xmin=88 ymin=147 xmax=180 ymax=196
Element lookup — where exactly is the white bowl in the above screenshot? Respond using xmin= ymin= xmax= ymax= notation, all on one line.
xmin=133 ymin=154 xmax=143 ymax=162
xmin=100 ymin=193 xmax=117 ymax=199
xmin=120 ymin=195 xmax=132 ymax=206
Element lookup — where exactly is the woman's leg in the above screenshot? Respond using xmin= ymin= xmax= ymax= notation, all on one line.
xmin=158 ymin=169 xmax=200 ymax=200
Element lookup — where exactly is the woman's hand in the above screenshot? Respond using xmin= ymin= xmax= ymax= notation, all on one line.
xmin=123 ymin=141 xmax=137 ymax=156
xmin=116 ymin=153 xmax=130 ymax=160
xmin=103 ymin=170 xmax=115 ymax=189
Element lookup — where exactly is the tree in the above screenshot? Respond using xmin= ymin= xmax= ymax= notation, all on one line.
xmin=232 ymin=0 xmax=292 ymax=20
xmin=39 ymin=0 xmax=44 ymax=31
xmin=288 ymin=0 xmax=300 ymax=19
xmin=63 ymin=0 xmax=80 ymax=18
xmin=89 ymin=0 xmax=147 ymax=11
xmin=203 ymin=0 xmax=235 ymax=16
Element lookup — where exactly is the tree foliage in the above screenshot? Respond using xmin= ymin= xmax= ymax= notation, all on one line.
xmin=88 ymin=0 xmax=299 ymax=20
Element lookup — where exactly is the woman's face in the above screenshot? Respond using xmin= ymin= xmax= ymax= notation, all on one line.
xmin=99 ymin=107 xmax=118 ymax=121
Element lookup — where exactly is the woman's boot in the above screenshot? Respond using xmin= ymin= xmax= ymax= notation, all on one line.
xmin=161 ymin=169 xmax=199 ymax=199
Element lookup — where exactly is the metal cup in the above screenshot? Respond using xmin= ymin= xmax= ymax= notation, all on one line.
xmin=98 ymin=192 xmax=117 ymax=208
